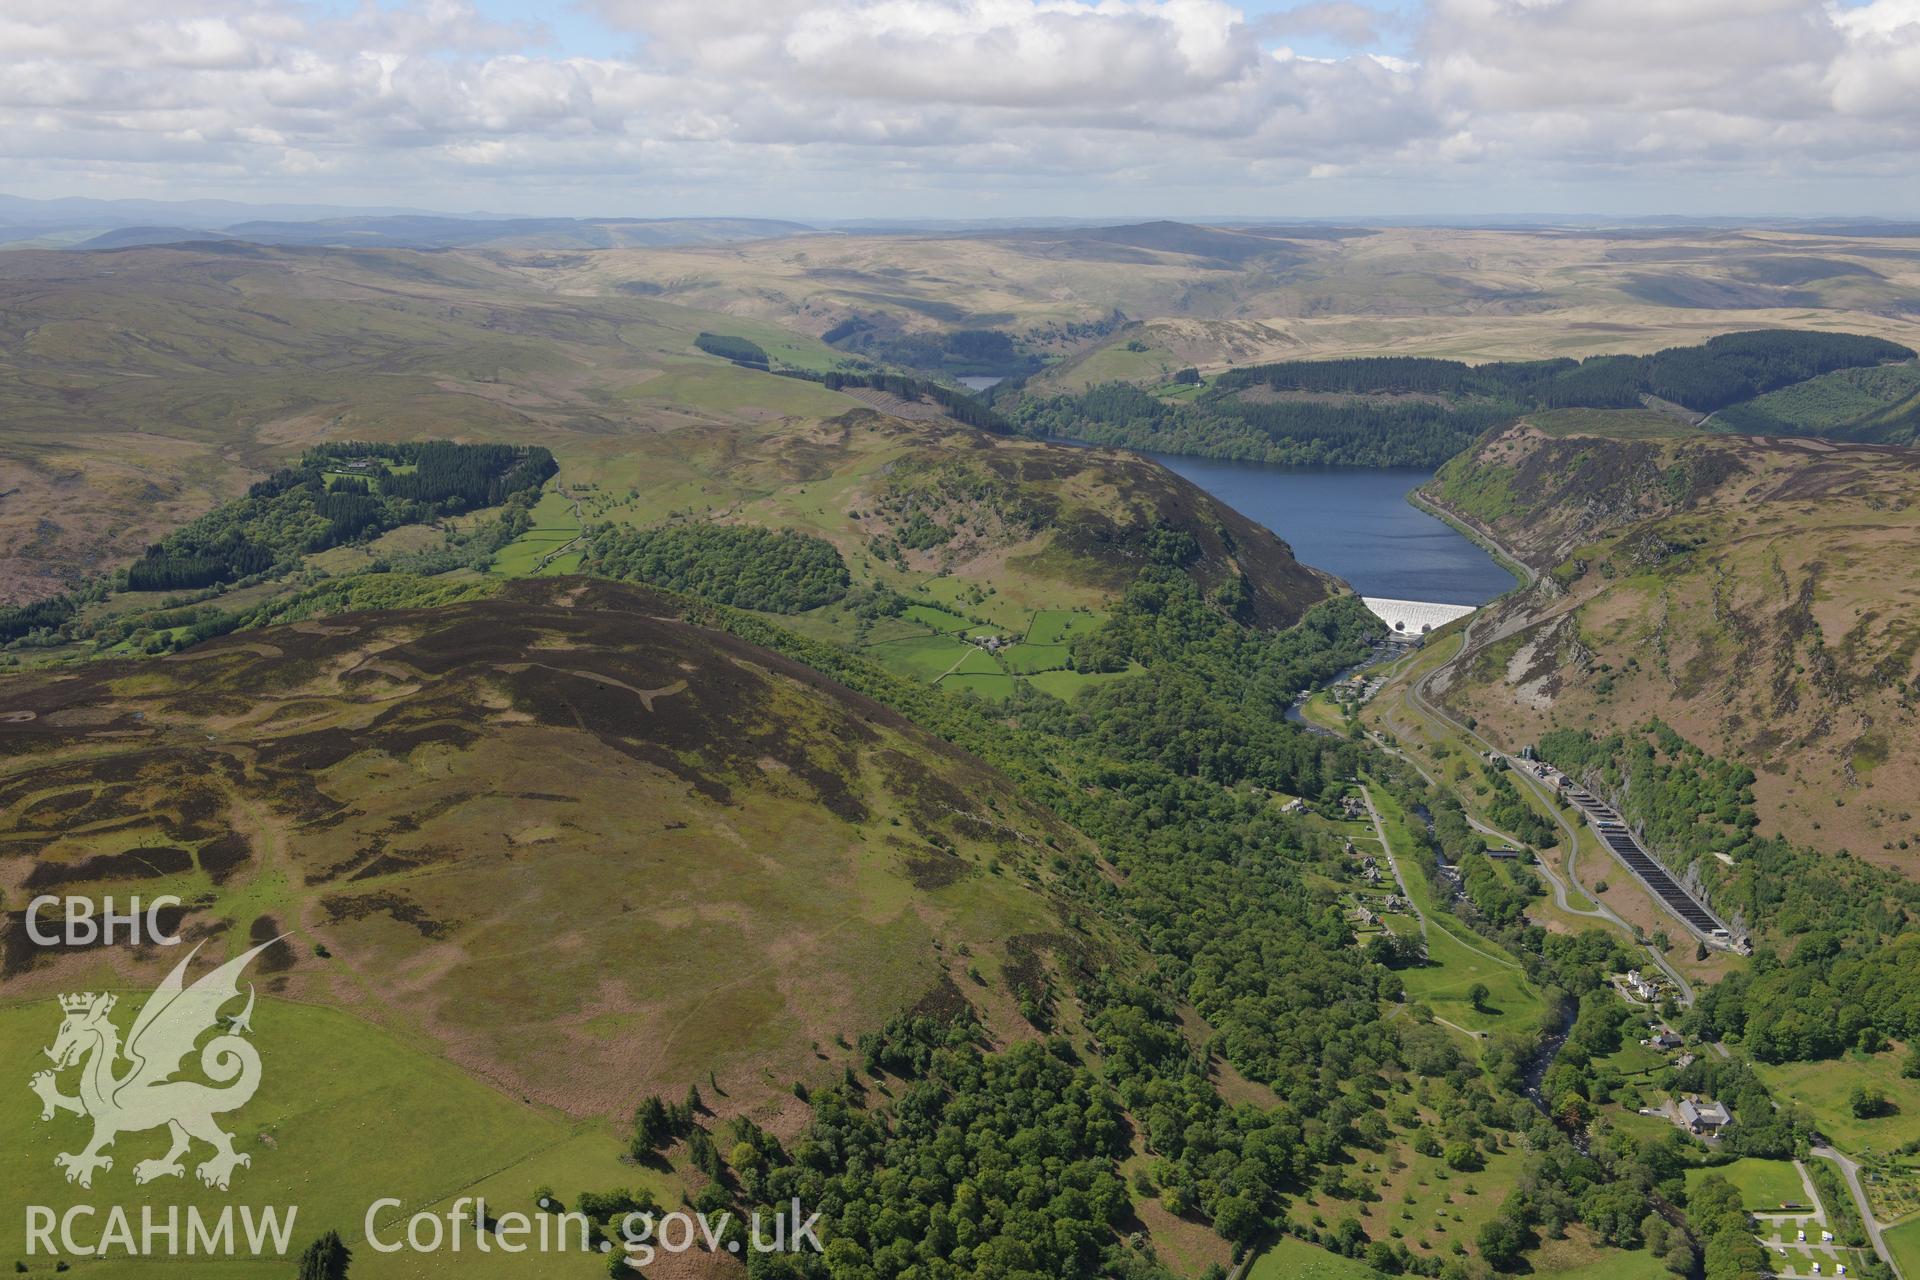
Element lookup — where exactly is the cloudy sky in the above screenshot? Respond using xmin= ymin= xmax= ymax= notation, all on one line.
xmin=4 ymin=0 xmax=1919 ymax=220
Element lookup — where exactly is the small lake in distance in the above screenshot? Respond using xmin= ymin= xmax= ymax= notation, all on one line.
xmin=1142 ymin=453 xmax=1516 ymax=606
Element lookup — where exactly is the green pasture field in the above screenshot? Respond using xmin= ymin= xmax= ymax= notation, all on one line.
xmin=915 ymin=576 xmax=984 ymax=611
xmin=1036 ymin=333 xmax=1186 ymax=393
xmin=902 ymin=604 xmax=971 ymax=632
xmin=942 ymin=673 xmax=1018 ymax=699
xmin=1756 ymin=1051 xmax=1920 ymax=1152
xmin=867 ymin=633 xmax=977 ymax=681
xmin=1886 ymin=1216 xmax=1920 ymax=1280
xmin=1022 ymin=667 xmax=1135 ymax=700
xmin=941 ymin=647 xmax=1003 ymax=677
xmin=1024 ymin=609 xmax=1102 ymax=646
xmin=1298 ymin=688 xmax=1349 ymax=732
xmin=619 ymin=361 xmax=858 ymax=419
xmin=1684 ymin=1158 xmax=1811 ymax=1212
xmin=1365 ymin=784 xmax=1545 ymax=1040
xmin=1002 ymin=643 xmax=1070 ymax=674
xmin=1279 ymin=1110 xmax=1529 ymax=1269
xmin=1246 ymin=1236 xmax=1377 ymax=1280
xmin=1398 ymin=919 xmax=1544 ymax=1039
xmin=0 ymin=997 xmax=634 ymax=1279
xmin=1596 ymin=1106 xmax=1683 ymax=1148
xmin=490 ymin=486 xmax=583 ymax=578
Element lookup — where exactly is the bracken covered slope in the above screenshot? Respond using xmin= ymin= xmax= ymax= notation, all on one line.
xmin=0 ymin=578 xmax=1112 ymax=1120
xmin=1423 ymin=412 xmax=1920 ymax=871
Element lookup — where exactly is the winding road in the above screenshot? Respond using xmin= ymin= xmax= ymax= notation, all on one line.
xmin=1373 ymin=495 xmax=1904 ymax=1274
xmin=1355 ymin=782 xmax=1518 ymax=1040
xmin=1371 ymin=513 xmax=1698 ymax=1006
xmin=1357 ymin=783 xmax=1427 ymax=945
xmin=1810 ymin=1145 xmax=1903 ymax=1278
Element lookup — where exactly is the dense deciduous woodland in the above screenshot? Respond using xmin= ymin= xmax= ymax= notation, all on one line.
xmin=1540 ymin=722 xmax=1920 ymax=1062
xmin=583 ymin=523 xmax=850 ymax=613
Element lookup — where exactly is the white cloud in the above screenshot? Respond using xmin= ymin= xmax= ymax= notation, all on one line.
xmin=0 ymin=0 xmax=1915 ymax=213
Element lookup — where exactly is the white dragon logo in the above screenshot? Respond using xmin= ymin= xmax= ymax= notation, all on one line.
xmin=29 ymin=938 xmax=280 ymax=1191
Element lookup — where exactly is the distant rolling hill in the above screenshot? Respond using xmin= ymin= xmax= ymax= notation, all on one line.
xmin=68 ymin=224 xmax=235 ymax=250
xmin=0 ymin=193 xmax=818 ymax=253
xmin=0 ymin=240 xmax=863 ymax=602
xmin=980 ymin=220 xmax=1336 ymax=269
xmin=60 ymin=215 xmax=817 ymax=252
xmin=499 ymin=222 xmax=1920 ymax=394
xmin=217 ymin=214 xmax=817 ymax=250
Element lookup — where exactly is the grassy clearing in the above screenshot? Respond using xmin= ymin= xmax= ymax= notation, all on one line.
xmin=1598 ymin=1039 xmax=1674 ymax=1079
xmin=1247 ymin=1236 xmax=1378 ymax=1280
xmin=1002 ymin=643 xmax=1071 ymax=674
xmin=1366 ymin=784 xmax=1545 ymax=1040
xmin=1399 ymin=920 xmax=1544 ymax=1039
xmin=620 ymin=360 xmax=858 ymax=418
xmin=1025 ymin=609 xmax=1103 ymax=646
xmin=866 ymin=633 xmax=977 ymax=680
xmin=1024 ymin=667 xmax=1135 ymax=700
xmin=1523 ymin=1245 xmax=1672 ymax=1280
xmin=902 ymin=603 xmax=970 ymax=632
xmin=490 ymin=534 xmax=573 ymax=577
xmin=942 ymin=647 xmax=1003 ymax=677
xmin=1886 ymin=1216 xmax=1920 ymax=1280
xmin=943 ymin=673 xmax=1019 ymax=699
xmin=1038 ymin=334 xmax=1186 ymax=393
xmin=490 ymin=485 xmax=583 ymax=578
xmin=1756 ymin=1051 xmax=1920 ymax=1152
xmin=1596 ymin=1106 xmax=1685 ymax=1150
xmin=0 ymin=998 xmax=630 ymax=1277
xmin=1299 ymin=688 xmax=1350 ymax=733
xmin=1684 ymin=1159 xmax=1812 ymax=1212
xmin=1279 ymin=1112 xmax=1529 ymax=1268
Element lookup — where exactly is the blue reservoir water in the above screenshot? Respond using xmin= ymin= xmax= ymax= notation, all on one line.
xmin=1142 ymin=454 xmax=1516 ymax=606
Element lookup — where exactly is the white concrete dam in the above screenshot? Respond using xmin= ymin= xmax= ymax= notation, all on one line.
xmin=1362 ymin=597 xmax=1478 ymax=637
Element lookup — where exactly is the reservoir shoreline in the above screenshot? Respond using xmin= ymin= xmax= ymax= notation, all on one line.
xmin=1137 ymin=451 xmax=1518 ymax=607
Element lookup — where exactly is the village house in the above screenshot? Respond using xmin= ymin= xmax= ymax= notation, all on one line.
xmin=1623 ymin=970 xmax=1660 ymax=1002
xmin=1676 ymin=1098 xmax=1731 ymax=1134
